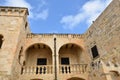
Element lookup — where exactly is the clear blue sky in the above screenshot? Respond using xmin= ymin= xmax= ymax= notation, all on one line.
xmin=0 ymin=0 xmax=112 ymax=34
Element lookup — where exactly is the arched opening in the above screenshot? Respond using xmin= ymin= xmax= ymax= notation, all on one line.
xmin=67 ymin=77 xmax=85 ymax=80
xmin=110 ymin=71 xmax=120 ymax=80
xmin=31 ymin=79 xmax=43 ymax=80
xmin=22 ymin=43 xmax=53 ymax=75
xmin=59 ymin=43 xmax=82 ymax=65
xmin=26 ymin=43 xmax=52 ymax=66
xmin=0 ymin=35 xmax=3 ymax=48
xmin=59 ymin=43 xmax=87 ymax=74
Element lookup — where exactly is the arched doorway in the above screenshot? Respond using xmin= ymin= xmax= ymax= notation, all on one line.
xmin=110 ymin=71 xmax=120 ymax=80
xmin=67 ymin=77 xmax=85 ymax=80
xmin=31 ymin=79 xmax=43 ymax=80
xmin=22 ymin=43 xmax=53 ymax=74
xmin=59 ymin=43 xmax=86 ymax=74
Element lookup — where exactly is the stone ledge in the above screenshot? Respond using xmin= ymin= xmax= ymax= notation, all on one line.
xmin=0 ymin=6 xmax=28 ymax=16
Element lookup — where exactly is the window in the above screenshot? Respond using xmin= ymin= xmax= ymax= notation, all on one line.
xmin=91 ymin=45 xmax=99 ymax=59
xmin=18 ymin=47 xmax=23 ymax=64
xmin=37 ymin=58 xmax=47 ymax=65
xmin=25 ymin=22 xmax=28 ymax=29
xmin=61 ymin=57 xmax=70 ymax=65
xmin=36 ymin=58 xmax=47 ymax=74
xmin=0 ymin=35 xmax=3 ymax=48
xmin=61 ymin=58 xmax=71 ymax=73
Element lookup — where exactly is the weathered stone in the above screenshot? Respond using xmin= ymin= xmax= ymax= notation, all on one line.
xmin=0 ymin=0 xmax=120 ymax=80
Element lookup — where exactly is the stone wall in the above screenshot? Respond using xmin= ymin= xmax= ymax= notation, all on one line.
xmin=85 ymin=0 xmax=120 ymax=80
xmin=0 ymin=0 xmax=120 ymax=80
xmin=0 ymin=7 xmax=29 ymax=80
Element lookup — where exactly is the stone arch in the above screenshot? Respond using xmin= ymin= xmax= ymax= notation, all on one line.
xmin=58 ymin=43 xmax=84 ymax=53
xmin=31 ymin=79 xmax=43 ymax=80
xmin=67 ymin=77 xmax=85 ymax=80
xmin=25 ymin=43 xmax=53 ymax=66
xmin=58 ymin=43 xmax=86 ymax=74
xmin=21 ymin=43 xmax=53 ymax=75
xmin=58 ymin=43 xmax=83 ymax=65
xmin=109 ymin=70 xmax=120 ymax=80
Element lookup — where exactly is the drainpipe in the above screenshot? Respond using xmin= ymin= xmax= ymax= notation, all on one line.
xmin=54 ymin=38 xmax=57 ymax=80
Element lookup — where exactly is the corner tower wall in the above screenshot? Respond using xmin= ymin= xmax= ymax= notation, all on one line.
xmin=0 ymin=7 xmax=29 ymax=80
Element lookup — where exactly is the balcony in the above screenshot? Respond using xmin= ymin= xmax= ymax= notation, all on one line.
xmin=20 ymin=43 xmax=88 ymax=80
xmin=21 ymin=65 xmax=53 ymax=75
xmin=59 ymin=64 xmax=87 ymax=74
xmin=21 ymin=64 xmax=87 ymax=75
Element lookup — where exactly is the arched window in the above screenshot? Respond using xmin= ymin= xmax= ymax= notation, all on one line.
xmin=25 ymin=22 xmax=28 ymax=29
xmin=0 ymin=35 xmax=3 ymax=48
xmin=18 ymin=47 xmax=23 ymax=64
xmin=110 ymin=71 xmax=120 ymax=80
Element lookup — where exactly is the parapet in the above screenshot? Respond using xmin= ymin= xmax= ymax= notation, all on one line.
xmin=0 ymin=6 xmax=29 ymax=17
xmin=27 ymin=33 xmax=84 ymax=39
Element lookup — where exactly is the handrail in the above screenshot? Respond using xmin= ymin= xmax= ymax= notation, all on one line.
xmin=21 ymin=65 xmax=53 ymax=75
xmin=26 ymin=33 xmax=83 ymax=39
xmin=59 ymin=64 xmax=87 ymax=74
xmin=21 ymin=64 xmax=88 ymax=75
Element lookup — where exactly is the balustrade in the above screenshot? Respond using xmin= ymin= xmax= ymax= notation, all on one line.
xmin=59 ymin=64 xmax=87 ymax=74
xmin=27 ymin=33 xmax=83 ymax=39
xmin=21 ymin=64 xmax=87 ymax=75
xmin=21 ymin=65 xmax=53 ymax=75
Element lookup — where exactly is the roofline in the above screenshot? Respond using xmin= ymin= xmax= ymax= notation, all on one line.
xmin=0 ymin=6 xmax=29 ymax=15
xmin=28 ymin=33 xmax=84 ymax=35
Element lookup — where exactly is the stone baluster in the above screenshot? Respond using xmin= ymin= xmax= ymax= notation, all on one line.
xmin=78 ymin=64 xmax=80 ymax=73
xmin=78 ymin=65 xmax=80 ymax=73
xmin=80 ymin=65 xmax=83 ymax=73
xmin=65 ymin=65 xmax=67 ymax=74
xmin=21 ymin=66 xmax=23 ymax=75
xmin=82 ymin=65 xmax=85 ymax=73
xmin=43 ymin=66 xmax=46 ymax=74
xmin=31 ymin=66 xmax=34 ymax=74
xmin=25 ymin=66 xmax=28 ymax=74
xmin=50 ymin=65 xmax=52 ymax=74
xmin=33 ymin=66 xmax=36 ymax=75
xmin=23 ymin=66 xmax=26 ymax=74
xmin=62 ymin=66 xmax=65 ymax=74
xmin=68 ymin=65 xmax=71 ymax=73
xmin=46 ymin=66 xmax=49 ymax=74
xmin=29 ymin=66 xmax=31 ymax=74
xmin=74 ymin=65 xmax=77 ymax=74
xmin=36 ymin=66 xmax=39 ymax=74
xmin=28 ymin=66 xmax=31 ymax=74
xmin=30 ymin=66 xmax=33 ymax=74
xmin=70 ymin=65 xmax=73 ymax=74
xmin=39 ymin=66 xmax=42 ymax=74
xmin=83 ymin=64 xmax=87 ymax=73
xmin=59 ymin=66 xmax=62 ymax=74
xmin=73 ymin=65 xmax=75 ymax=74
xmin=76 ymin=65 xmax=78 ymax=73
xmin=85 ymin=64 xmax=87 ymax=72
xmin=26 ymin=66 xmax=29 ymax=74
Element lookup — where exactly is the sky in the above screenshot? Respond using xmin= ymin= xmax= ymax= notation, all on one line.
xmin=0 ymin=0 xmax=112 ymax=34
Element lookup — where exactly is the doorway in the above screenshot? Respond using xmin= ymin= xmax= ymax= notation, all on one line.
xmin=61 ymin=57 xmax=70 ymax=65
xmin=61 ymin=57 xmax=70 ymax=73
xmin=37 ymin=58 xmax=47 ymax=65
xmin=36 ymin=58 xmax=47 ymax=74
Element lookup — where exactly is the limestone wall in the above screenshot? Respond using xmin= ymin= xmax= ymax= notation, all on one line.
xmin=85 ymin=0 xmax=120 ymax=80
xmin=0 ymin=7 xmax=29 ymax=80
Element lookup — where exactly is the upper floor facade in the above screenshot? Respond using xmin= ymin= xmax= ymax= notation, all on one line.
xmin=0 ymin=0 xmax=120 ymax=80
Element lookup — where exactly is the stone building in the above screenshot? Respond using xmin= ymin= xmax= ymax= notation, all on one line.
xmin=0 ymin=0 xmax=120 ymax=80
